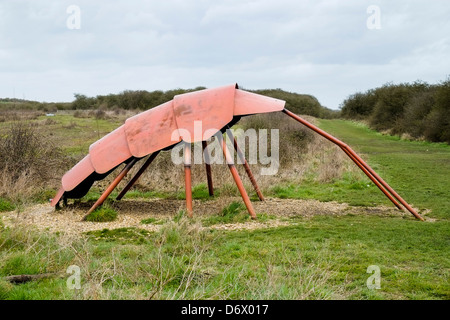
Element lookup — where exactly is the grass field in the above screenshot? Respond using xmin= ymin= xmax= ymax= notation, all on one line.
xmin=0 ymin=113 xmax=449 ymax=300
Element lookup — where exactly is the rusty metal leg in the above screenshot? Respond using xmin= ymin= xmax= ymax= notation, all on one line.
xmin=184 ymin=143 xmax=193 ymax=218
xmin=226 ymin=129 xmax=264 ymax=201
xmin=282 ymin=109 xmax=424 ymax=221
xmin=116 ymin=151 xmax=160 ymax=200
xmin=342 ymin=146 xmax=419 ymax=215
xmin=219 ymin=135 xmax=257 ymax=219
xmin=83 ymin=158 xmax=138 ymax=220
xmin=340 ymin=147 xmax=402 ymax=210
xmin=284 ymin=109 xmax=407 ymax=212
xmin=202 ymin=141 xmax=214 ymax=196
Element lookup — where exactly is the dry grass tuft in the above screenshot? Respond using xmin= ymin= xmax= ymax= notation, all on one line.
xmin=0 ymin=121 xmax=66 ymax=202
xmin=0 ymin=110 xmax=43 ymax=122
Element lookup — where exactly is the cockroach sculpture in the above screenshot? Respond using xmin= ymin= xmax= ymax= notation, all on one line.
xmin=51 ymin=84 xmax=424 ymax=221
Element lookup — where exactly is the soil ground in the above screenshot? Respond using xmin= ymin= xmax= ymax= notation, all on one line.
xmin=1 ymin=197 xmax=407 ymax=235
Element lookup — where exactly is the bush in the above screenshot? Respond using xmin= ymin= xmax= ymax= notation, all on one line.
xmin=93 ymin=109 xmax=107 ymax=120
xmin=340 ymin=90 xmax=377 ymax=119
xmin=399 ymin=89 xmax=435 ymax=138
xmin=0 ymin=123 xmax=62 ymax=181
xmin=340 ymin=79 xmax=450 ymax=143
xmin=72 ymin=87 xmax=334 ymax=118
xmin=369 ymin=84 xmax=411 ymax=131
xmin=429 ymin=79 xmax=450 ymax=143
xmin=0 ymin=122 xmax=65 ymax=200
xmin=72 ymin=93 xmax=96 ymax=110
xmin=252 ymin=89 xmax=328 ymax=118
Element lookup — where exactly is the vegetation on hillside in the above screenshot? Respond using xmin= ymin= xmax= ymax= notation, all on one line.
xmin=71 ymin=87 xmax=338 ymax=119
xmin=340 ymin=78 xmax=450 ymax=143
xmin=1 ymin=87 xmax=338 ymax=119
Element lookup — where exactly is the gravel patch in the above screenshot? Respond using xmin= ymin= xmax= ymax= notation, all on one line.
xmin=1 ymin=197 xmax=407 ymax=235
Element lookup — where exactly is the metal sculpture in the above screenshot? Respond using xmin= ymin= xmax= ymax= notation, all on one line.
xmin=51 ymin=84 xmax=424 ymax=221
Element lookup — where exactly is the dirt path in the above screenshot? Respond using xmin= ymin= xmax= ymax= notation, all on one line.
xmin=1 ymin=197 xmax=407 ymax=235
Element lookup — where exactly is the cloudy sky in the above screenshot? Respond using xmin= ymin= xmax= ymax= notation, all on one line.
xmin=0 ymin=0 xmax=449 ymax=109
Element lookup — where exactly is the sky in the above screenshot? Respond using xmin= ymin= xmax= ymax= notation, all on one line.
xmin=0 ymin=0 xmax=449 ymax=109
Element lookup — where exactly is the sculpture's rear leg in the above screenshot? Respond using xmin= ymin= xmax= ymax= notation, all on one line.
xmin=282 ymin=109 xmax=424 ymax=221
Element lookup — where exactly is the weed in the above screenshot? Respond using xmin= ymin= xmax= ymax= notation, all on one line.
xmin=221 ymin=201 xmax=245 ymax=217
xmin=192 ymin=184 xmax=212 ymax=200
xmin=84 ymin=206 xmax=118 ymax=222
xmin=173 ymin=210 xmax=185 ymax=223
xmin=141 ymin=218 xmax=164 ymax=225
xmin=203 ymin=201 xmax=250 ymax=226
xmin=0 ymin=198 xmax=15 ymax=212
xmin=85 ymin=228 xmax=150 ymax=244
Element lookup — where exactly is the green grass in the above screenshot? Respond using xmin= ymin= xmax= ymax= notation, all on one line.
xmin=118 ymin=189 xmax=175 ymax=200
xmin=1 ymin=215 xmax=448 ymax=300
xmin=0 ymin=223 xmax=75 ymax=299
xmin=0 ymin=198 xmax=14 ymax=212
xmin=192 ymin=183 xmax=213 ymax=200
xmin=85 ymin=227 xmax=151 ymax=244
xmin=270 ymin=173 xmax=385 ymax=207
xmin=32 ymin=189 xmax=59 ymax=204
xmin=141 ymin=217 xmax=165 ymax=225
xmin=203 ymin=201 xmax=250 ymax=226
xmin=39 ymin=114 xmax=123 ymax=157
xmin=117 ymin=183 xmax=226 ymax=201
xmin=212 ymin=215 xmax=450 ymax=299
xmin=84 ymin=206 xmax=118 ymax=222
xmin=173 ymin=210 xmax=185 ymax=223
